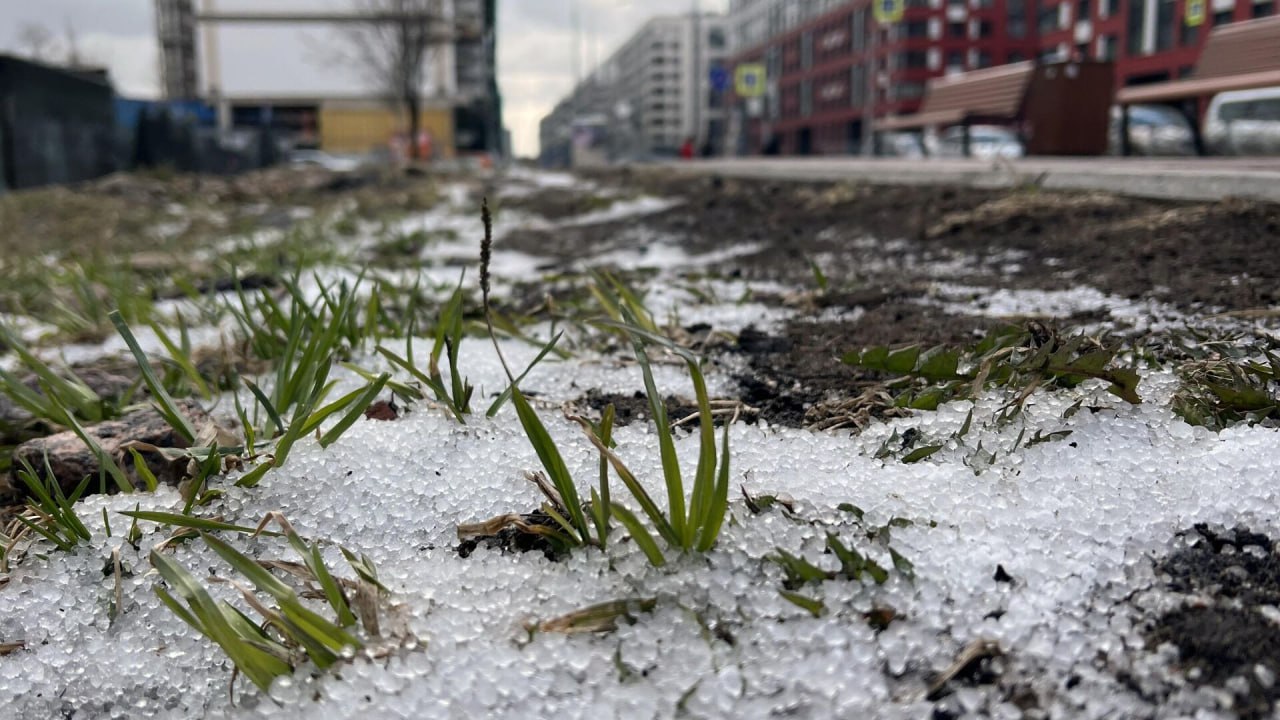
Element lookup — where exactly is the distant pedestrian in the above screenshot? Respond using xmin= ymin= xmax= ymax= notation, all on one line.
xmin=679 ymin=137 xmax=695 ymax=160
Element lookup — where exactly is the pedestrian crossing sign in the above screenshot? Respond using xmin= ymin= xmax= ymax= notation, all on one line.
xmin=874 ymin=0 xmax=904 ymax=24
xmin=735 ymin=64 xmax=767 ymax=98
xmin=1185 ymin=0 xmax=1206 ymax=26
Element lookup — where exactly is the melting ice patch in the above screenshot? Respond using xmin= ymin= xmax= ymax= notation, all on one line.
xmin=922 ymin=282 xmax=1191 ymax=331
xmin=556 ymin=196 xmax=681 ymax=228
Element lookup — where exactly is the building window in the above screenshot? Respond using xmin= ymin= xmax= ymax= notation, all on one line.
xmin=708 ymin=27 xmax=726 ymax=49
xmin=1097 ymin=33 xmax=1116 ymax=59
xmin=801 ymin=31 xmax=813 ymax=69
xmin=1038 ymin=1 xmax=1059 ymax=33
xmin=852 ymin=9 xmax=867 ymax=52
xmin=1182 ymin=23 xmax=1200 ymax=45
xmin=1255 ymin=0 xmax=1275 ymax=17
xmin=947 ymin=50 xmax=964 ymax=68
xmin=1008 ymin=50 xmax=1026 ymax=62
xmin=1127 ymin=0 xmax=1146 ymax=55
xmin=1008 ymin=0 xmax=1028 ymax=37
xmin=1101 ymin=0 xmax=1119 ymax=16
xmin=976 ymin=19 xmax=994 ymax=37
xmin=1213 ymin=9 xmax=1233 ymax=24
xmin=801 ymin=79 xmax=812 ymax=117
xmin=898 ymin=50 xmax=930 ymax=69
xmin=1155 ymin=0 xmax=1176 ymax=51
xmin=976 ymin=50 xmax=993 ymax=67
xmin=948 ymin=21 xmax=966 ymax=37
xmin=903 ymin=20 xmax=930 ymax=38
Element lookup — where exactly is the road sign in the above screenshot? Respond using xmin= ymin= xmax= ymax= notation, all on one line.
xmin=873 ymin=0 xmax=904 ymax=24
xmin=735 ymin=64 xmax=766 ymax=98
xmin=1185 ymin=0 xmax=1206 ymax=26
xmin=710 ymin=66 xmax=730 ymax=93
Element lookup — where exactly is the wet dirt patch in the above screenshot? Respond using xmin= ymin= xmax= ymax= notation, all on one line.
xmin=496 ymin=187 xmax=623 ymax=221
xmin=1143 ymin=525 xmax=1280 ymax=720
xmin=575 ymin=170 xmax=1280 ymax=315
xmin=574 ymin=388 xmax=701 ymax=429
xmin=725 ymin=303 xmax=1000 ymax=429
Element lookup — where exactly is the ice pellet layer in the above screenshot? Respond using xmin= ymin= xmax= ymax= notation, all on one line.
xmin=2 ymin=172 xmax=1277 ymax=719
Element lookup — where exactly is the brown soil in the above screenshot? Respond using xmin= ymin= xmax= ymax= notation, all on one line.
xmin=499 ymin=170 xmax=1280 ymax=429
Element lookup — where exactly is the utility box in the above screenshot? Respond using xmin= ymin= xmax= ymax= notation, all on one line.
xmin=1022 ymin=61 xmax=1115 ymax=156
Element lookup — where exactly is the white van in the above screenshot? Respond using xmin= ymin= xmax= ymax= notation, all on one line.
xmin=1204 ymin=87 xmax=1280 ymax=156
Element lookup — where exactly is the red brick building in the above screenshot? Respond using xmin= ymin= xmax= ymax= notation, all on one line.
xmin=727 ymin=0 xmax=1278 ymax=155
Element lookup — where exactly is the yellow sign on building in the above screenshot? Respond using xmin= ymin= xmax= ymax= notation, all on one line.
xmin=735 ymin=64 xmax=767 ymax=98
xmin=873 ymin=0 xmax=905 ymax=24
xmin=1185 ymin=0 xmax=1206 ymax=26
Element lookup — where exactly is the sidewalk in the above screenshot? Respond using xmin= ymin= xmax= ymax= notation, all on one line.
xmin=667 ymin=156 xmax=1280 ymax=203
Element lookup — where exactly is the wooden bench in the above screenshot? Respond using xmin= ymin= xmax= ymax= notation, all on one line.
xmin=1116 ymin=15 xmax=1280 ymax=154
xmin=877 ymin=61 xmax=1114 ymax=156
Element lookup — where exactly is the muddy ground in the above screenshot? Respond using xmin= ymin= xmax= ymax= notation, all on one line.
xmin=498 ymin=169 xmax=1280 ymax=434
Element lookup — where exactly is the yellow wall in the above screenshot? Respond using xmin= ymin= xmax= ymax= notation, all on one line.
xmin=318 ymin=106 xmax=454 ymax=157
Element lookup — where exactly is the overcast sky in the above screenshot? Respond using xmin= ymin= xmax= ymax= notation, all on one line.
xmin=0 ymin=0 xmax=727 ymax=157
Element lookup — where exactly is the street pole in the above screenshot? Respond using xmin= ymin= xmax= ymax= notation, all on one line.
xmin=691 ymin=0 xmax=701 ymax=148
xmin=860 ymin=12 xmax=876 ymax=157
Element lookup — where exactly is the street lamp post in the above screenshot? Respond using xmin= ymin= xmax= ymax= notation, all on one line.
xmin=691 ymin=0 xmax=701 ymax=149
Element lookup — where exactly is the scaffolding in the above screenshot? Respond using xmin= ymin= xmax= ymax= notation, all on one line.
xmin=155 ymin=0 xmax=198 ymax=100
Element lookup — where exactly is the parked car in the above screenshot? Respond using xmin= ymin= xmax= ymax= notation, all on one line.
xmin=878 ymin=131 xmax=927 ymax=158
xmin=1204 ymin=87 xmax=1280 ymax=156
xmin=935 ymin=125 xmax=1024 ymax=159
xmin=1108 ymin=104 xmax=1197 ymax=156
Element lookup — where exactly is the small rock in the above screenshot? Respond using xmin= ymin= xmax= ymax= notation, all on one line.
xmin=5 ymin=399 xmax=210 ymax=500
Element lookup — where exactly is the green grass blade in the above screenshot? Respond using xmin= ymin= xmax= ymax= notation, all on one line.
xmin=579 ymin=426 xmax=679 ymax=547
xmin=127 ymin=448 xmax=161 ymax=492
xmin=486 ymin=332 xmax=564 ymax=417
xmin=319 ymin=373 xmax=390 ymax=448
xmin=244 ymin=380 xmax=284 ymax=437
xmin=235 ymin=462 xmax=272 ymax=488
xmin=16 ymin=515 xmax=75 ymax=552
xmin=118 ymin=511 xmax=282 ymax=536
xmin=44 ymin=394 xmax=134 ymax=493
xmin=150 ymin=549 xmax=292 ymax=691
xmin=309 ymin=545 xmax=357 ymax=627
xmin=686 ymin=360 xmax=717 ymax=546
xmin=609 ymin=503 xmax=666 ymax=567
xmin=109 ymin=311 xmax=197 ymax=444
xmin=624 ymin=331 xmax=686 ymax=545
xmin=509 ymin=384 xmax=587 ymax=541
xmin=200 ymin=531 xmax=295 ymax=600
xmin=696 ymin=420 xmax=732 ymax=552
xmin=148 ymin=320 xmax=212 ymax=400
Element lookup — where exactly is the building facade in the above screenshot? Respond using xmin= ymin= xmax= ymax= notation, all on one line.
xmin=539 ymin=13 xmax=730 ymax=165
xmin=726 ymin=0 xmax=1043 ymax=155
xmin=726 ymin=0 xmax=1278 ymax=155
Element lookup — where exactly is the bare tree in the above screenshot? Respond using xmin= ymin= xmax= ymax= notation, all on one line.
xmin=16 ymin=22 xmax=57 ymax=62
xmin=335 ymin=0 xmax=446 ymax=160
xmin=63 ymin=19 xmax=84 ymax=68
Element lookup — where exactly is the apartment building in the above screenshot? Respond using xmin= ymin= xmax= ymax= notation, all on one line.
xmin=539 ymin=13 xmax=730 ymax=165
xmin=726 ymin=0 xmax=1042 ymax=155
xmin=1036 ymin=0 xmax=1276 ymax=86
xmin=726 ymin=0 xmax=1278 ymax=156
